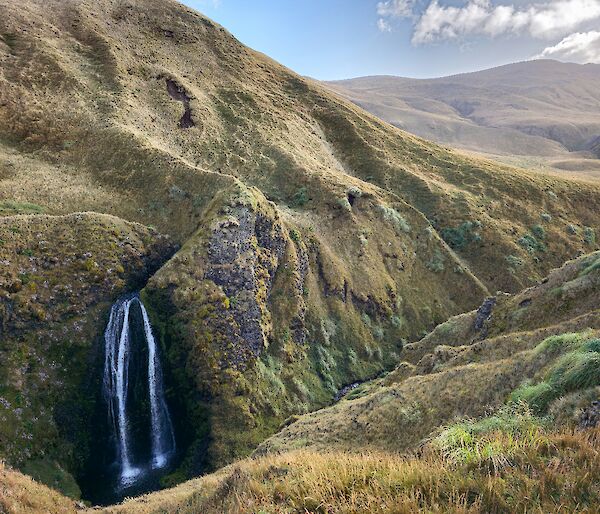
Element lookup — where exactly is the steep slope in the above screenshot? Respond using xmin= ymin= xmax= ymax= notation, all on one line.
xmin=257 ymin=251 xmax=600 ymax=455
xmin=1 ymin=0 xmax=600 ymax=498
xmin=4 ymin=254 xmax=600 ymax=514
xmin=326 ymin=60 xmax=600 ymax=176
xmin=0 ymin=461 xmax=78 ymax=514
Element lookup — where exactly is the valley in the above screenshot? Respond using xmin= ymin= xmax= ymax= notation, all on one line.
xmin=0 ymin=0 xmax=599 ymax=512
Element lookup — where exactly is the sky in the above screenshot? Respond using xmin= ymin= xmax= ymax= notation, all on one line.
xmin=183 ymin=0 xmax=600 ymax=80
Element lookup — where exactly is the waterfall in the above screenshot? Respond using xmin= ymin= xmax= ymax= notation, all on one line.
xmin=140 ymin=301 xmax=176 ymax=469
xmin=103 ymin=295 xmax=175 ymax=488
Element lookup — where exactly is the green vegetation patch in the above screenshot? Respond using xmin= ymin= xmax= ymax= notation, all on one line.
xmin=440 ymin=221 xmax=482 ymax=250
xmin=21 ymin=459 xmax=81 ymax=500
xmin=0 ymin=200 xmax=45 ymax=215
xmin=376 ymin=205 xmax=411 ymax=234
xmin=584 ymin=226 xmax=596 ymax=246
xmin=579 ymin=255 xmax=600 ymax=277
xmin=426 ymin=249 xmax=445 ymax=273
xmin=432 ymin=404 xmax=548 ymax=466
xmin=292 ymin=186 xmax=309 ymax=207
xmin=512 ymin=334 xmax=600 ymax=413
xmin=517 ymin=232 xmax=546 ymax=254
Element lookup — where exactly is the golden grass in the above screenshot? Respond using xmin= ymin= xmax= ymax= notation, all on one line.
xmin=0 ymin=461 xmax=77 ymax=514
xmin=2 ymin=424 xmax=597 ymax=513
xmin=97 ymin=424 xmax=600 ymax=514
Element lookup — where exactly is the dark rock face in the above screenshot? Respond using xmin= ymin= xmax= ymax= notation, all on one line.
xmin=579 ymin=401 xmax=600 ymax=429
xmin=473 ymin=297 xmax=496 ymax=334
xmin=165 ymin=78 xmax=195 ymax=129
xmin=205 ymin=205 xmax=288 ymax=365
xmin=334 ymin=382 xmax=360 ymax=402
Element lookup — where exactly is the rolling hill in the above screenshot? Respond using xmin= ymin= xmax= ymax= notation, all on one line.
xmin=326 ymin=60 xmax=600 ymax=179
xmin=0 ymin=0 xmax=600 ymax=509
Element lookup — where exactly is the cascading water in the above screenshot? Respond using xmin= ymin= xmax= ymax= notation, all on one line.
xmin=103 ymin=294 xmax=175 ymax=489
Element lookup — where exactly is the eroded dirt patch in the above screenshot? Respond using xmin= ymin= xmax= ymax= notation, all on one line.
xmin=165 ymin=78 xmax=194 ymax=128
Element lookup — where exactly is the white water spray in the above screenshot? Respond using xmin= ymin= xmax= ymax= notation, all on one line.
xmin=140 ymin=301 xmax=176 ymax=469
xmin=103 ymin=295 xmax=175 ymax=487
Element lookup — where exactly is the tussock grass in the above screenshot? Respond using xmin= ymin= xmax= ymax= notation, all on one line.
xmin=100 ymin=422 xmax=600 ymax=514
xmin=431 ymin=404 xmax=549 ymax=470
xmin=512 ymin=334 xmax=600 ymax=413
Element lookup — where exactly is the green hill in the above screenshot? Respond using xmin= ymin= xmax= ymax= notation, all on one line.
xmin=1 ymin=0 xmax=600 ymax=505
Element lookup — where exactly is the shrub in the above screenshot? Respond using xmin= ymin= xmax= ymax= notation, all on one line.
xmin=391 ymin=315 xmax=403 ymax=328
xmin=584 ymin=226 xmax=596 ymax=246
xmin=566 ymin=224 xmax=578 ymax=235
xmin=292 ymin=186 xmax=309 ymax=207
xmin=361 ymin=313 xmax=372 ymax=327
xmin=426 ymin=249 xmax=445 ymax=273
xmin=320 ymin=318 xmax=337 ymax=346
xmin=372 ymin=326 xmax=384 ymax=340
xmin=540 ymin=213 xmax=552 ymax=222
xmin=347 ymin=186 xmax=363 ymax=201
xmin=289 ymin=229 xmax=301 ymax=243
xmin=376 ymin=205 xmax=411 ymax=234
xmin=518 ymin=233 xmax=546 ymax=254
xmin=337 ymin=197 xmax=352 ymax=212
xmin=531 ymin=224 xmax=546 ymax=240
xmin=440 ymin=221 xmax=481 ymax=250
xmin=506 ymin=254 xmax=524 ymax=269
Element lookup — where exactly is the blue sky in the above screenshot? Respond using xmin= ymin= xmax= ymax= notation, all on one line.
xmin=183 ymin=0 xmax=600 ymax=80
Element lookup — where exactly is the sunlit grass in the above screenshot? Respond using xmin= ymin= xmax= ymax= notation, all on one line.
xmin=102 ymin=421 xmax=600 ymax=514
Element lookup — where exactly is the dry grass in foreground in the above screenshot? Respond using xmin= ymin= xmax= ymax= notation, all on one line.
xmin=1 ymin=415 xmax=598 ymax=513
xmin=101 ymin=415 xmax=600 ymax=514
xmin=0 ymin=461 xmax=77 ymax=513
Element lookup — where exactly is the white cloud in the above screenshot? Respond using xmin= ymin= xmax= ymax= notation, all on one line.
xmin=413 ymin=0 xmax=600 ymax=43
xmin=377 ymin=0 xmax=600 ymax=44
xmin=378 ymin=18 xmax=393 ymax=32
xmin=377 ymin=0 xmax=416 ymax=18
xmin=535 ymin=31 xmax=600 ymax=62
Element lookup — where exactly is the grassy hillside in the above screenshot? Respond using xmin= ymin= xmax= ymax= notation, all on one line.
xmin=3 ymin=424 xmax=599 ymax=513
xmin=326 ymin=60 xmax=600 ymax=178
xmin=3 ymin=247 xmax=600 ymax=513
xmin=258 ymin=251 xmax=600 ymax=455
xmin=1 ymin=0 xmax=600 ymax=500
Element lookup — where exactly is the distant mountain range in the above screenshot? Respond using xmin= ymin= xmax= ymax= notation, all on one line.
xmin=326 ymin=60 xmax=600 ymax=178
